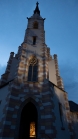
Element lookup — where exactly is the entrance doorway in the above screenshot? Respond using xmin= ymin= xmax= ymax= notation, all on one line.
xmin=19 ymin=102 xmax=38 ymax=139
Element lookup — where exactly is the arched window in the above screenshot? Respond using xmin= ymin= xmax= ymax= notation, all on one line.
xmin=33 ymin=21 xmax=38 ymax=29
xmin=28 ymin=56 xmax=38 ymax=82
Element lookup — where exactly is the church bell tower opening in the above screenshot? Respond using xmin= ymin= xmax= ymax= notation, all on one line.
xmin=19 ymin=102 xmax=38 ymax=139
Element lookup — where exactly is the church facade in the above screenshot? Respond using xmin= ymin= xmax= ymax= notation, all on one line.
xmin=0 ymin=2 xmax=78 ymax=139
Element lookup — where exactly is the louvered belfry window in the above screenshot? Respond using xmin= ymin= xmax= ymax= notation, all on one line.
xmin=28 ymin=56 xmax=38 ymax=82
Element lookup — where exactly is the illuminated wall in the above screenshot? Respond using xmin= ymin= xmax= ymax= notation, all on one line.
xmin=30 ymin=122 xmax=36 ymax=138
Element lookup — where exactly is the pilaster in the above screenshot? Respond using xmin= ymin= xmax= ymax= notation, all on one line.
xmin=54 ymin=54 xmax=64 ymax=90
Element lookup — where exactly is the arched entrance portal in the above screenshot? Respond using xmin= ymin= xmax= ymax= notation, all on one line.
xmin=19 ymin=102 xmax=38 ymax=139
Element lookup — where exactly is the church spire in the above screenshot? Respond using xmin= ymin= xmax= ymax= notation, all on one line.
xmin=34 ymin=2 xmax=40 ymax=15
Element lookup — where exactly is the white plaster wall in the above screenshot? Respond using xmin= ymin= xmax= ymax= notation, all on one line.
xmin=8 ymin=57 xmax=18 ymax=81
xmin=49 ymin=59 xmax=57 ymax=85
xmin=53 ymin=86 xmax=70 ymax=139
xmin=0 ymin=85 xmax=9 ymax=122
xmin=54 ymin=86 xmax=66 ymax=104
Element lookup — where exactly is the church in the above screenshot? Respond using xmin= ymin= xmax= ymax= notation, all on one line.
xmin=0 ymin=2 xmax=78 ymax=139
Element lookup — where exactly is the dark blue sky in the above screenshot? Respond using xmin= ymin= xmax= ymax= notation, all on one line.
xmin=0 ymin=0 xmax=78 ymax=103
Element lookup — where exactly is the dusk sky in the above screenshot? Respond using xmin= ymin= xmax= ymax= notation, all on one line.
xmin=0 ymin=0 xmax=78 ymax=104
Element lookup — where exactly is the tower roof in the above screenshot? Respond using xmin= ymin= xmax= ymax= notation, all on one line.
xmin=34 ymin=2 xmax=40 ymax=15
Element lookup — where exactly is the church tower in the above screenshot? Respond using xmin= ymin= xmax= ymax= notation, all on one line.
xmin=0 ymin=2 xmax=78 ymax=139
xmin=0 ymin=2 xmax=64 ymax=90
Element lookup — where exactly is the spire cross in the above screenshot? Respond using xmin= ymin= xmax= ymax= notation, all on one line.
xmin=36 ymin=2 xmax=39 ymax=6
xmin=34 ymin=1 xmax=40 ymax=15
